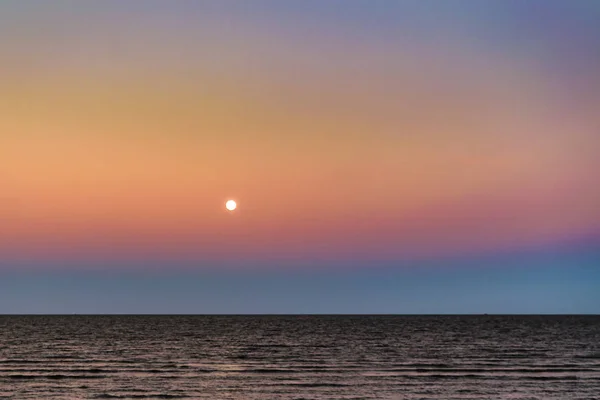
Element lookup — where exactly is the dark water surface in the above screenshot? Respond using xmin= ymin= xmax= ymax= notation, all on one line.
xmin=0 ymin=315 xmax=599 ymax=399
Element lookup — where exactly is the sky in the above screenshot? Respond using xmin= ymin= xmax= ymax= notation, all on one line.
xmin=1 ymin=1 xmax=599 ymax=313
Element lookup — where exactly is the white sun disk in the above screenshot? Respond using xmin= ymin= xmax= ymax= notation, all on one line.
xmin=225 ymin=200 xmax=237 ymax=211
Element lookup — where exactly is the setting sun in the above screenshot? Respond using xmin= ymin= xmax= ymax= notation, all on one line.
xmin=225 ymin=200 xmax=237 ymax=211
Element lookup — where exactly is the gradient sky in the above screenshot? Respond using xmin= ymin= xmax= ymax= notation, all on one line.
xmin=1 ymin=1 xmax=599 ymax=313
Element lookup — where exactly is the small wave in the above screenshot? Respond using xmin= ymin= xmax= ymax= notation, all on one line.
xmin=7 ymin=374 xmax=107 ymax=380
xmin=0 ymin=368 xmax=108 ymax=373
xmin=45 ymin=355 xmax=85 ymax=360
xmin=282 ymin=382 xmax=351 ymax=388
xmin=576 ymin=353 xmax=600 ymax=359
xmin=521 ymin=375 xmax=580 ymax=381
xmin=0 ymin=360 xmax=41 ymax=364
xmin=245 ymin=368 xmax=291 ymax=374
xmin=94 ymin=394 xmax=188 ymax=399
xmin=403 ymin=367 xmax=597 ymax=373
xmin=403 ymin=373 xmax=587 ymax=381
xmin=393 ymin=363 xmax=453 ymax=368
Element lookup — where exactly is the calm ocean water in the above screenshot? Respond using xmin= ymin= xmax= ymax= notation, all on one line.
xmin=0 ymin=315 xmax=599 ymax=399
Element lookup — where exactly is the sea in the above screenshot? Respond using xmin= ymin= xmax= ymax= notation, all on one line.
xmin=0 ymin=315 xmax=599 ymax=399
